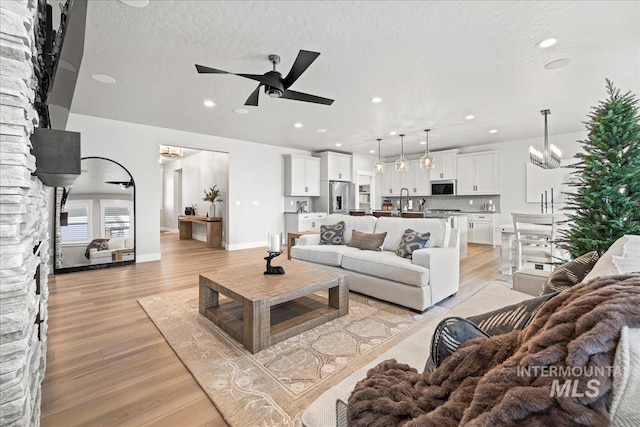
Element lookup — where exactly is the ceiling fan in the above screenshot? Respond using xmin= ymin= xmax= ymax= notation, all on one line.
xmin=105 ymin=180 xmax=134 ymax=189
xmin=195 ymin=50 xmax=334 ymax=107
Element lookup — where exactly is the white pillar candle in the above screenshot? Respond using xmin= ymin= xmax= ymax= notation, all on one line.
xmin=269 ymin=233 xmax=281 ymax=252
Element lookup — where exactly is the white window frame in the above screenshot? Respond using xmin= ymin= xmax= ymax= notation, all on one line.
xmin=60 ymin=199 xmax=93 ymax=245
xmin=100 ymin=199 xmax=134 ymax=239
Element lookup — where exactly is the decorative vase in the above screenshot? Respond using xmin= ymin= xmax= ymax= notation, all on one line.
xmin=209 ymin=203 xmax=216 ymax=218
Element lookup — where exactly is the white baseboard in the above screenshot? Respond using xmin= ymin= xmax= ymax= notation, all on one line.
xmin=192 ymin=232 xmax=207 ymax=243
xmin=136 ymin=253 xmax=161 ymax=262
xmin=160 ymin=227 xmax=179 ymax=233
xmin=226 ymin=241 xmax=266 ymax=251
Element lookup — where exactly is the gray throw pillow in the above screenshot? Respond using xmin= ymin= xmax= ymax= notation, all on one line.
xmin=347 ymin=230 xmax=387 ymax=251
xmin=395 ymin=229 xmax=430 ymax=259
xmin=319 ymin=221 xmax=346 ymax=245
xmin=538 ymin=251 xmax=599 ymax=296
xmin=466 ymin=292 xmax=558 ymax=336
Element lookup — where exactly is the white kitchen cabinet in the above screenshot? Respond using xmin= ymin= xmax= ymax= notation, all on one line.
xmin=284 ymin=213 xmax=327 ymax=238
xmin=284 ymin=155 xmax=320 ymax=196
xmin=315 ymin=151 xmax=352 ymax=181
xmin=468 ymin=213 xmax=496 ymax=246
xmin=456 ymin=151 xmax=500 ymax=195
xmin=430 ymin=150 xmax=458 ymax=180
xmin=378 ymin=161 xmax=431 ymax=197
xmin=410 ymin=161 xmax=431 ymax=195
xmin=380 ymin=163 xmax=395 ymax=196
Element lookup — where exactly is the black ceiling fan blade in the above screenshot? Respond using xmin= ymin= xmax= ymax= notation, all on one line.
xmin=280 ymin=89 xmax=334 ymax=105
xmin=237 ymin=73 xmax=282 ymax=88
xmin=195 ymin=64 xmax=229 ymax=74
xmin=105 ymin=180 xmax=133 ymax=187
xmin=245 ymin=85 xmax=261 ymax=106
xmin=283 ymin=50 xmax=320 ymax=89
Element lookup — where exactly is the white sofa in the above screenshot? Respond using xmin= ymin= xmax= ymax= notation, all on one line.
xmin=290 ymin=214 xmax=460 ymax=312
xmin=89 ymin=236 xmax=134 ymax=264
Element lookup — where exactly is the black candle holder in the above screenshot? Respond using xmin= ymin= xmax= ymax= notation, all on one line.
xmin=264 ymin=251 xmax=285 ymax=275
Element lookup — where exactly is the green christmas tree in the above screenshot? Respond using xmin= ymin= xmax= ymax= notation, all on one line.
xmin=560 ymin=79 xmax=640 ymax=258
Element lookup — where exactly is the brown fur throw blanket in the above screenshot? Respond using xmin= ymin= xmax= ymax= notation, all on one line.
xmin=348 ymin=274 xmax=640 ymax=426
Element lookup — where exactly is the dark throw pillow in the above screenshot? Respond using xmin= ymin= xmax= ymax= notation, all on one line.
xmin=348 ymin=230 xmax=387 ymax=251
xmin=538 ymin=251 xmax=599 ymax=296
xmin=466 ymin=292 xmax=558 ymax=336
xmin=97 ymin=241 xmax=109 ymax=251
xmin=424 ymin=316 xmax=489 ymax=372
xmin=319 ymin=221 xmax=346 ymax=245
xmin=396 ymin=229 xmax=430 ymax=259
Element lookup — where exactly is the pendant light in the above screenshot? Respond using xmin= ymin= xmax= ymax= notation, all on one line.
xmin=529 ymin=109 xmax=561 ymax=169
xmin=373 ymin=138 xmax=384 ymax=173
xmin=395 ymin=134 xmax=409 ymax=172
xmin=419 ymin=128 xmax=434 ymax=169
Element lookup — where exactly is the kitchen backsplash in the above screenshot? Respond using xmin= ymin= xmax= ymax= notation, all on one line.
xmin=384 ymin=195 xmax=501 ymax=213
xmin=284 ymin=196 xmax=316 ymax=212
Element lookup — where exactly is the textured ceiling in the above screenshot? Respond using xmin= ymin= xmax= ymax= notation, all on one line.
xmin=72 ymin=157 xmax=134 ymax=195
xmin=69 ymin=1 xmax=640 ymax=157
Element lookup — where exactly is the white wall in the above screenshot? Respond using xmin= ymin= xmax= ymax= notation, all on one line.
xmin=66 ymin=114 xmax=313 ymax=259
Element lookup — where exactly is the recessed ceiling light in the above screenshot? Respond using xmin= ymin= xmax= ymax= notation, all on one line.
xmin=203 ymin=100 xmax=215 ymax=107
xmin=544 ymin=58 xmax=571 ymax=70
xmin=294 ymin=122 xmax=303 ymax=128
xmin=464 ymin=114 xmax=475 ymax=120
xmin=91 ymin=74 xmax=116 ymax=84
xmin=119 ymin=0 xmax=149 ymax=7
xmin=489 ymin=129 xmax=498 ymax=134
xmin=233 ymin=108 xmax=249 ymax=114
xmin=389 ymin=131 xmax=397 ymax=136
xmin=369 ymin=149 xmax=375 ymax=154
xmin=537 ymin=38 xmax=557 ymax=48
xmin=419 ymin=140 xmax=426 ymax=145
xmin=316 ymin=128 xmax=327 ymax=133
xmin=371 ymin=97 xmax=383 ymax=103
xmin=336 ymin=143 xmax=342 ymax=147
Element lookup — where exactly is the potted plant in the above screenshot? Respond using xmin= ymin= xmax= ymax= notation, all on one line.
xmin=203 ymin=185 xmax=223 ymax=217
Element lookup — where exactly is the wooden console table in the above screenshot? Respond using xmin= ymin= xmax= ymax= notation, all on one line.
xmin=178 ymin=215 xmax=222 ymax=248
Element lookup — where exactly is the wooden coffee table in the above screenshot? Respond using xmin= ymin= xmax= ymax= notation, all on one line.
xmin=199 ymin=259 xmax=348 ymax=353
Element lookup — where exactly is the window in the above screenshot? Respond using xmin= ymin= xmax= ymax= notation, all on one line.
xmin=61 ymin=200 xmax=92 ymax=244
xmin=101 ymin=200 xmax=133 ymax=238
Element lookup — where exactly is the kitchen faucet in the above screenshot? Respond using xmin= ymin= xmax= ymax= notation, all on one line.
xmin=400 ymin=188 xmax=409 ymax=212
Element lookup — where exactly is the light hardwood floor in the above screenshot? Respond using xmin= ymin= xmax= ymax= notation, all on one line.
xmin=41 ymin=234 xmax=505 ymax=426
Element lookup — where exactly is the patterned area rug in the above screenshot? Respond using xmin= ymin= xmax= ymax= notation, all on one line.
xmin=138 ymin=288 xmax=448 ymax=426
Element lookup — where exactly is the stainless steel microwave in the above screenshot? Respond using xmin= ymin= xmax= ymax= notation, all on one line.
xmin=431 ymin=179 xmax=457 ymax=196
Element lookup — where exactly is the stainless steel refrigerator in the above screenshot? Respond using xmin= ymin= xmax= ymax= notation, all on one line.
xmin=329 ymin=181 xmax=355 ymax=214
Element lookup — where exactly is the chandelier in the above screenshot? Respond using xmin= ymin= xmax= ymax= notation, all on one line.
xmin=395 ymin=134 xmax=409 ymax=172
xmin=373 ymin=138 xmax=384 ymax=173
xmin=159 ymin=145 xmax=184 ymax=158
xmin=529 ymin=109 xmax=561 ymax=169
xmin=419 ymin=128 xmax=434 ymax=169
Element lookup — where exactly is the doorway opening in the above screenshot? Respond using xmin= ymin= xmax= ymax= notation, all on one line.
xmin=159 ymin=145 xmax=229 ymax=252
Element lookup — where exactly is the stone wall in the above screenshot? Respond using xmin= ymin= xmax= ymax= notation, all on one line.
xmin=0 ymin=0 xmax=50 ymax=425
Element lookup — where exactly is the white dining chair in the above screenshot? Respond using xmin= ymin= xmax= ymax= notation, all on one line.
xmin=511 ymin=213 xmax=558 ymax=271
